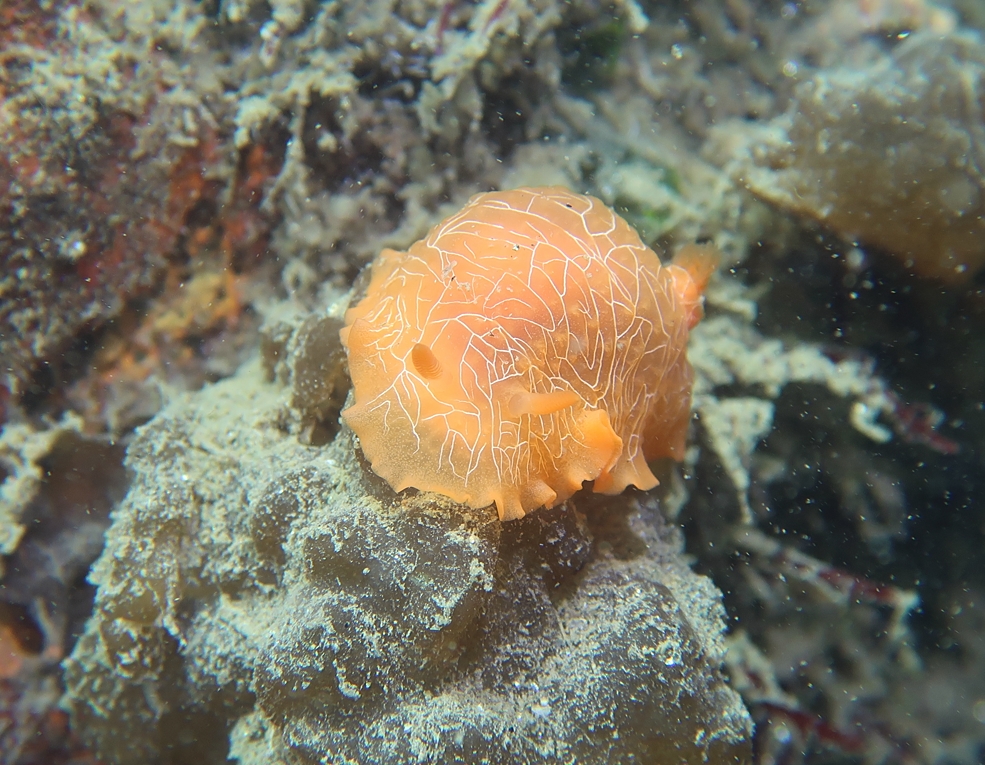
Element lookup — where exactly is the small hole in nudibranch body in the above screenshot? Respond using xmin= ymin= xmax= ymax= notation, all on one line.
xmin=411 ymin=342 xmax=443 ymax=379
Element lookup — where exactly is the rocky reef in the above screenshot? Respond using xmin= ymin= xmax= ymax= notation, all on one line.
xmin=3 ymin=1 xmax=984 ymax=763
xmin=711 ymin=31 xmax=985 ymax=281
xmin=61 ymin=308 xmax=752 ymax=765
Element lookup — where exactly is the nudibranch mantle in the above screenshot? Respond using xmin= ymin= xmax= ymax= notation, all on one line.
xmin=340 ymin=186 xmax=715 ymax=521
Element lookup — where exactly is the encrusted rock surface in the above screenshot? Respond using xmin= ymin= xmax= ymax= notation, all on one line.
xmin=62 ymin=310 xmax=752 ymax=765
xmin=710 ymin=31 xmax=985 ymax=281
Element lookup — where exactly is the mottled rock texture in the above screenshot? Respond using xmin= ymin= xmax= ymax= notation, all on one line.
xmin=713 ymin=32 xmax=985 ymax=282
xmin=62 ymin=312 xmax=752 ymax=765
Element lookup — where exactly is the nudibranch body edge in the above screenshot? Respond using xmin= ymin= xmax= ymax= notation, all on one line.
xmin=340 ymin=186 xmax=715 ymax=521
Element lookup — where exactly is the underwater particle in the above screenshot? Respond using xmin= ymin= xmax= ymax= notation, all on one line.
xmin=340 ymin=187 xmax=716 ymax=521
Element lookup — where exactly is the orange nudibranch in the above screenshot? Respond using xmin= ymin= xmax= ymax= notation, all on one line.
xmin=340 ymin=186 xmax=715 ymax=521
xmin=670 ymin=242 xmax=720 ymax=330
